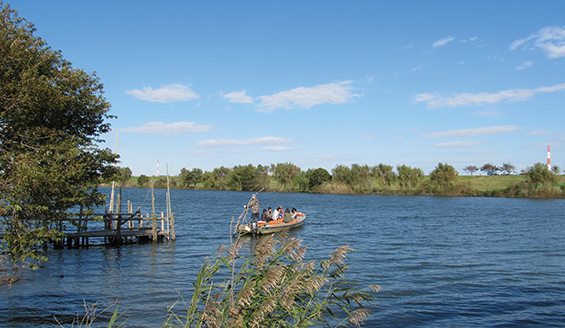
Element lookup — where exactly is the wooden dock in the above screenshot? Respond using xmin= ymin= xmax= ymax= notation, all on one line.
xmin=1 ymin=171 xmax=178 ymax=248
xmin=54 ymin=209 xmax=176 ymax=248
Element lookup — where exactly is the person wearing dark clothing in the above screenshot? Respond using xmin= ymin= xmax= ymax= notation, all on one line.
xmin=261 ymin=209 xmax=269 ymax=221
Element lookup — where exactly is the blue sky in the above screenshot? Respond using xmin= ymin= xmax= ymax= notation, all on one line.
xmin=7 ymin=1 xmax=565 ymax=176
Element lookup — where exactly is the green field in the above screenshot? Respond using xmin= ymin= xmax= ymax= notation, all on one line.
xmin=459 ymin=174 xmax=565 ymax=191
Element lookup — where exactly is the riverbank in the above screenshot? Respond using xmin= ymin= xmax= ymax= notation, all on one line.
xmin=105 ymin=174 xmax=565 ymax=199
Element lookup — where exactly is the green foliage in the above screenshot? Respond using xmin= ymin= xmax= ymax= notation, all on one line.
xmin=523 ymin=162 xmax=558 ymax=195
xmin=396 ymin=165 xmax=423 ymax=191
xmin=180 ymin=167 xmax=203 ymax=188
xmin=164 ymin=233 xmax=380 ymax=327
xmin=115 ymin=167 xmax=132 ymax=184
xmin=169 ymin=162 xmax=563 ymax=198
xmin=255 ymin=164 xmax=270 ymax=190
xmin=292 ymin=171 xmax=310 ymax=192
xmin=271 ymin=162 xmax=301 ymax=190
xmin=429 ymin=162 xmax=458 ymax=192
xmin=0 ymin=3 xmax=117 ymax=265
xmin=293 ymin=168 xmax=332 ymax=192
xmin=227 ymin=164 xmax=263 ymax=191
xmin=201 ymin=166 xmax=231 ymax=190
xmin=137 ymin=174 xmax=150 ymax=188
xmin=307 ymin=167 xmax=332 ymax=191
xmin=372 ymin=164 xmax=396 ymax=188
xmin=480 ymin=163 xmax=499 ymax=174
xmin=351 ymin=164 xmax=372 ymax=191
xmin=332 ymin=165 xmax=358 ymax=190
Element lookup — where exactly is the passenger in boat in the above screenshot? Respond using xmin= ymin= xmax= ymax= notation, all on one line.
xmin=272 ymin=207 xmax=279 ymax=221
xmin=283 ymin=208 xmax=292 ymax=223
xmin=267 ymin=207 xmax=273 ymax=221
xmin=278 ymin=206 xmax=284 ymax=219
xmin=291 ymin=208 xmax=298 ymax=219
xmin=261 ymin=209 xmax=269 ymax=221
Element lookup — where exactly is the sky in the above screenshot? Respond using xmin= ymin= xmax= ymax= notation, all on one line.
xmin=6 ymin=1 xmax=565 ymax=176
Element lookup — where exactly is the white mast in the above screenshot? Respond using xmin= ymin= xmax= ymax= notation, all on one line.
xmin=547 ymin=145 xmax=551 ymax=172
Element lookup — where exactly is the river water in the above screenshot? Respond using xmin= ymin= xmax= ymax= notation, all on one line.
xmin=1 ymin=188 xmax=565 ymax=327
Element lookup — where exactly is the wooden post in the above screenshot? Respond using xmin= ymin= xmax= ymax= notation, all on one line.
xmin=151 ymin=176 xmax=157 ymax=241
xmin=152 ymin=212 xmax=157 ymax=241
xmin=115 ymin=189 xmax=122 ymax=245
xmin=170 ymin=212 xmax=176 ymax=241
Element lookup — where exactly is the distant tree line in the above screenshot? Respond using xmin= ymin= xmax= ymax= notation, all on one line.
xmin=124 ymin=162 xmax=564 ymax=198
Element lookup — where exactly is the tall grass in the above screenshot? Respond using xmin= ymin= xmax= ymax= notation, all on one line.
xmin=163 ymin=231 xmax=381 ymax=327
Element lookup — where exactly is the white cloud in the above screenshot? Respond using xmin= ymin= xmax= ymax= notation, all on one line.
xmin=434 ymin=141 xmax=486 ymax=148
xmin=196 ymin=136 xmax=294 ymax=148
xmin=423 ymin=125 xmax=524 ymax=138
xmin=411 ymin=63 xmax=428 ymax=72
xmin=223 ymin=90 xmax=253 ymax=104
xmin=474 ymin=110 xmax=501 ymax=117
xmin=528 ymin=129 xmax=551 ymax=135
xmin=516 ymin=61 xmax=533 ymax=70
xmin=120 ymin=121 xmax=212 ymax=134
xmin=256 ymin=81 xmax=362 ymax=112
xmin=414 ymin=83 xmax=565 ymax=109
xmin=126 ymin=84 xmax=199 ymax=103
xmin=510 ymin=26 xmax=565 ymax=58
xmin=432 ymin=36 xmax=455 ymax=47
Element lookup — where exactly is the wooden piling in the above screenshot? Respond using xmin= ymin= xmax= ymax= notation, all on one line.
xmin=170 ymin=212 xmax=176 ymax=241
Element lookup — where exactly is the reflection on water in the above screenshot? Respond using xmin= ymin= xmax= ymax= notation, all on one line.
xmin=1 ymin=189 xmax=565 ymax=327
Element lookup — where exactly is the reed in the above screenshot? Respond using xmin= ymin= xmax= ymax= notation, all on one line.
xmin=163 ymin=231 xmax=381 ymax=327
xmin=55 ymin=300 xmax=126 ymax=328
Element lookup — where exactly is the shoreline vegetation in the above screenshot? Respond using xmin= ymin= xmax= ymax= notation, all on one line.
xmin=108 ymin=162 xmax=565 ymax=199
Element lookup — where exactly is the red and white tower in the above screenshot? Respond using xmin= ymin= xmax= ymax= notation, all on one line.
xmin=547 ymin=145 xmax=551 ymax=172
xmin=156 ymin=160 xmax=160 ymax=177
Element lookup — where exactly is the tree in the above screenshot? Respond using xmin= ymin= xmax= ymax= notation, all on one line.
xmin=552 ymin=165 xmax=560 ymax=175
xmin=116 ymin=167 xmax=132 ymax=185
xmin=480 ymin=163 xmax=499 ymax=175
xmin=292 ymin=171 xmax=310 ymax=192
xmin=372 ymin=163 xmax=396 ymax=187
xmin=255 ymin=164 xmax=270 ymax=189
xmin=463 ymin=165 xmax=479 ymax=175
xmin=137 ymin=174 xmax=150 ymax=187
xmin=294 ymin=168 xmax=331 ymax=192
xmin=396 ymin=165 xmax=423 ymax=190
xmin=332 ymin=164 xmax=358 ymax=189
xmin=501 ymin=163 xmax=516 ymax=175
xmin=306 ymin=167 xmax=331 ymax=190
xmin=226 ymin=164 xmax=261 ymax=191
xmin=201 ymin=166 xmax=231 ymax=190
xmin=0 ymin=4 xmax=117 ymax=265
xmin=429 ymin=163 xmax=458 ymax=191
xmin=351 ymin=164 xmax=372 ymax=190
xmin=180 ymin=167 xmax=203 ymax=188
xmin=272 ymin=162 xmax=301 ymax=190
xmin=523 ymin=163 xmax=558 ymax=191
